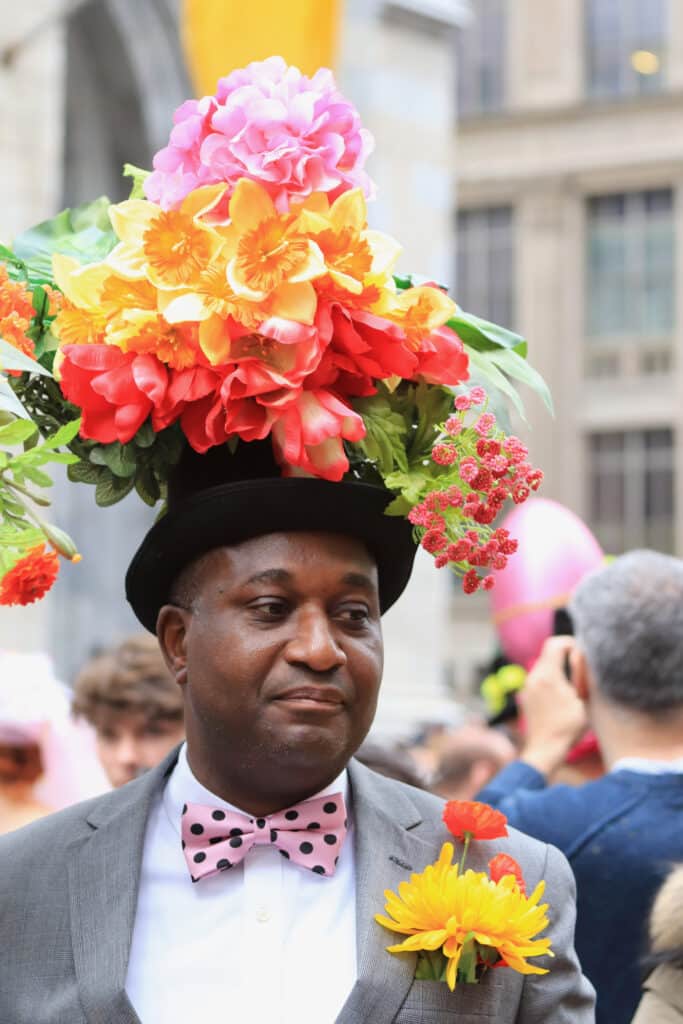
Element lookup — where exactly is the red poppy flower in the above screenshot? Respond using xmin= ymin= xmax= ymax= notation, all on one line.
xmin=442 ymin=800 xmax=508 ymax=841
xmin=489 ymin=853 xmax=526 ymax=895
xmin=0 ymin=545 xmax=59 ymax=606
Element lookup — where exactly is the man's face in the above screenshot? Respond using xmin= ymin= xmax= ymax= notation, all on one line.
xmin=159 ymin=531 xmax=384 ymax=806
xmin=95 ymin=712 xmax=185 ymax=788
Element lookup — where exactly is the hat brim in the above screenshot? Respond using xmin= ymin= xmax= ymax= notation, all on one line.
xmin=125 ymin=478 xmax=417 ymax=632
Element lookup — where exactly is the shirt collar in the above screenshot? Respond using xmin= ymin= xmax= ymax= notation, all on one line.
xmin=611 ymin=755 xmax=683 ymax=776
xmin=164 ymin=742 xmax=350 ymax=835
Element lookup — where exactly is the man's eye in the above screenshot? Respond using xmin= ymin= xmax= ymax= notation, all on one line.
xmin=250 ymin=598 xmax=289 ymax=619
xmin=338 ymin=605 xmax=370 ymax=625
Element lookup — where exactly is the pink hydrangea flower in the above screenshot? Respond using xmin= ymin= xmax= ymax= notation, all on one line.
xmin=145 ymin=56 xmax=375 ymax=212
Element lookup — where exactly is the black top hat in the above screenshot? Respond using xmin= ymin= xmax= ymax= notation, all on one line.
xmin=125 ymin=440 xmax=417 ymax=631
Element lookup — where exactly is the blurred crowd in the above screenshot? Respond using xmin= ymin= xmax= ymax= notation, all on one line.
xmin=3 ymin=501 xmax=683 ymax=1024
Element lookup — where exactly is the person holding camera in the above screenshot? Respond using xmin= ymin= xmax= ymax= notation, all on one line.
xmin=478 ymin=550 xmax=683 ymax=1024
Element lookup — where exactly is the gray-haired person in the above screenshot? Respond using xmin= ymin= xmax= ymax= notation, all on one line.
xmin=478 ymin=550 xmax=683 ymax=1024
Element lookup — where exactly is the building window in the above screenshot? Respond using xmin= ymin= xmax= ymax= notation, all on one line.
xmin=585 ymin=0 xmax=667 ymax=100
xmin=588 ymin=429 xmax=674 ymax=553
xmin=457 ymin=0 xmax=507 ymax=118
xmin=456 ymin=206 xmax=514 ymax=326
xmin=585 ymin=189 xmax=674 ymax=375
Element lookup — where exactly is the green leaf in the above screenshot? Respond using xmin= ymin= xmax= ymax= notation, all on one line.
xmin=466 ymin=349 xmax=527 ymax=421
xmin=123 ymin=163 xmax=151 ymax=199
xmin=87 ymin=446 xmax=108 ymax=466
xmin=411 ymin=383 xmax=452 ymax=460
xmin=384 ymin=493 xmax=413 ymax=517
xmin=352 ymin=394 xmax=409 ymax=475
xmin=134 ymin=465 xmax=161 ymax=506
xmin=487 ymin=347 xmax=554 ymax=415
xmin=95 ymin=471 xmax=135 ymax=506
xmin=41 ymin=417 xmax=82 ymax=449
xmin=134 ymin=420 xmax=156 ymax=449
xmin=19 ymin=465 xmax=53 ymax=488
xmin=0 ymin=419 xmax=38 ymax=446
xmin=0 ymin=338 xmax=51 ymax=375
xmin=67 ymin=460 xmax=103 ymax=485
xmin=12 ymin=197 xmax=117 ymax=279
xmin=449 ymin=308 xmax=527 ymax=355
xmin=99 ymin=442 xmax=138 ymax=478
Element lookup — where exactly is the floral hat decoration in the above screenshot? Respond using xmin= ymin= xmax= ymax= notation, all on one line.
xmin=0 ymin=56 xmax=550 ymax=613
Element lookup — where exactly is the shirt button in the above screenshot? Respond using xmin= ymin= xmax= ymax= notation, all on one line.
xmin=255 ymin=906 xmax=271 ymax=923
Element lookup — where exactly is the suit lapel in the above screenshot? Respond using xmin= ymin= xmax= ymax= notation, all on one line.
xmin=68 ymin=750 xmax=179 ymax=1024
xmin=336 ymin=761 xmax=442 ymax=1024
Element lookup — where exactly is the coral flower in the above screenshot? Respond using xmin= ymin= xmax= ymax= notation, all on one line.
xmin=58 ymin=344 xmax=168 ymax=444
xmin=376 ymin=842 xmax=552 ymax=990
xmin=443 ymin=800 xmax=508 ymax=842
xmin=0 ymin=545 xmax=60 ymax=606
xmin=489 ymin=853 xmax=526 ymax=895
xmin=271 ymin=388 xmax=365 ymax=481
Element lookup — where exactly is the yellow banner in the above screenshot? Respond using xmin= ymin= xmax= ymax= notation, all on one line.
xmin=181 ymin=0 xmax=341 ymax=97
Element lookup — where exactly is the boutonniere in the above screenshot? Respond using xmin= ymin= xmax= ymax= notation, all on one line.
xmin=375 ymin=800 xmax=553 ymax=990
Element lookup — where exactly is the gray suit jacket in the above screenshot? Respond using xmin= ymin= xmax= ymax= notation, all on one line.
xmin=0 ymin=751 xmax=595 ymax=1023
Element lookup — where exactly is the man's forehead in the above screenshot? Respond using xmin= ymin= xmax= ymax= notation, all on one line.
xmin=203 ymin=531 xmax=379 ymax=582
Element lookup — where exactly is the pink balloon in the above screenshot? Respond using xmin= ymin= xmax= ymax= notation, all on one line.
xmin=490 ymin=498 xmax=604 ymax=668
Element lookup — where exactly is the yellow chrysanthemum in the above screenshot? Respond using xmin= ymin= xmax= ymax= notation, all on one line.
xmin=376 ymin=843 xmax=553 ymax=991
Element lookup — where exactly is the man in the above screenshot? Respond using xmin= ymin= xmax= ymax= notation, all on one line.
xmin=0 ymin=443 xmax=594 ymax=1023
xmin=478 ymin=549 xmax=683 ymax=1024
xmin=72 ymin=634 xmax=185 ymax=788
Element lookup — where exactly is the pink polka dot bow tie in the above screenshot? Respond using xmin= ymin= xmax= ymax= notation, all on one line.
xmin=181 ymin=793 xmax=348 ymax=882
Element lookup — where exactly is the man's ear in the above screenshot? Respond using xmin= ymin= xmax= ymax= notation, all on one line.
xmin=569 ymin=646 xmax=591 ymax=704
xmin=156 ymin=605 xmax=191 ymax=687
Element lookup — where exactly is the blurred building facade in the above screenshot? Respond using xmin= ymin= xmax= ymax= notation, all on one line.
xmin=0 ymin=0 xmax=472 ymax=736
xmin=448 ymin=0 xmax=683 ymax=695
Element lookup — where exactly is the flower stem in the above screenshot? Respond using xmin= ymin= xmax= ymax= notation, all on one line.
xmin=458 ymin=832 xmax=472 ymax=875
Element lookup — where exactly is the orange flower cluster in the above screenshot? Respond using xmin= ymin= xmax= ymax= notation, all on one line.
xmin=0 ymin=545 xmax=60 ymax=606
xmin=0 ymin=266 xmax=36 ymax=368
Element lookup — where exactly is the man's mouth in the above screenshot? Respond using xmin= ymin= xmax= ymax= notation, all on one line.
xmin=272 ymin=686 xmax=346 ymax=710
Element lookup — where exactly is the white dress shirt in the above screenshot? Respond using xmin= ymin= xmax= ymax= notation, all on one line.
xmin=126 ymin=744 xmax=357 ymax=1024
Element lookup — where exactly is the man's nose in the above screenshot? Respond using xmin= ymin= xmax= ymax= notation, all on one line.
xmin=284 ymin=607 xmax=347 ymax=673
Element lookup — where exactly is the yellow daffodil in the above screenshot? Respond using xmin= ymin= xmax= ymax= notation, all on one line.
xmin=52 ymin=254 xmax=110 ymax=345
xmin=107 ymin=184 xmax=227 ymax=290
xmin=377 ymin=285 xmax=456 ymax=349
xmin=376 ymin=842 xmax=552 ymax=991
xmin=224 ymin=178 xmax=324 ymax=316
xmin=298 ymin=188 xmax=401 ymax=304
